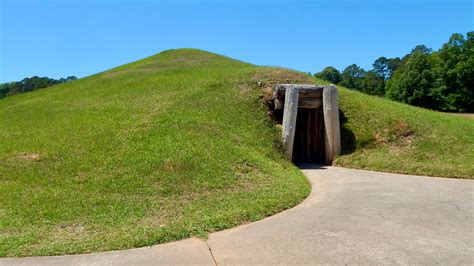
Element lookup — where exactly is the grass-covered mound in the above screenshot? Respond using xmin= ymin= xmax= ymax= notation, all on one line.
xmin=0 ymin=49 xmax=310 ymax=256
xmin=1 ymin=49 xmax=472 ymax=257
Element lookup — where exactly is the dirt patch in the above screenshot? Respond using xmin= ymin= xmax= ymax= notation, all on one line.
xmin=251 ymin=67 xmax=314 ymax=102
xmin=394 ymin=121 xmax=413 ymax=138
xmin=137 ymin=217 xmax=168 ymax=229
xmin=373 ymin=131 xmax=389 ymax=145
xmin=53 ymin=223 xmax=86 ymax=238
xmin=233 ymin=161 xmax=259 ymax=178
xmin=252 ymin=67 xmax=314 ymax=84
xmin=251 ymin=67 xmax=315 ymax=123
xmin=163 ymin=159 xmax=176 ymax=172
xmin=393 ymin=121 xmax=415 ymax=146
xmin=374 ymin=120 xmax=415 ymax=147
xmin=17 ymin=152 xmax=41 ymax=161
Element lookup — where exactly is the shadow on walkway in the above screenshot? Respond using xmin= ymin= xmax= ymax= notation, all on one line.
xmin=296 ymin=163 xmax=328 ymax=170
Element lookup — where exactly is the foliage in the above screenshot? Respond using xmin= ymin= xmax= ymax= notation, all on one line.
xmin=339 ymin=64 xmax=365 ymax=90
xmin=433 ymin=32 xmax=474 ymax=112
xmin=372 ymin=56 xmax=390 ymax=80
xmin=314 ymin=66 xmax=341 ymax=84
xmin=314 ymin=31 xmax=473 ymax=112
xmin=387 ymin=57 xmax=402 ymax=79
xmin=386 ymin=49 xmax=438 ymax=108
xmin=359 ymin=71 xmax=385 ymax=96
xmin=0 ymin=76 xmax=77 ymax=99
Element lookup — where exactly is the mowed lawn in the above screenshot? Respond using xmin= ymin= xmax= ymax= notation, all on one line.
xmin=0 ymin=49 xmax=310 ymax=256
xmin=1 ymin=49 xmax=473 ymax=257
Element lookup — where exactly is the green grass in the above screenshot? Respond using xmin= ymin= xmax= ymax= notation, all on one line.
xmin=0 ymin=49 xmax=310 ymax=257
xmin=333 ymin=84 xmax=474 ymax=178
xmin=1 ymin=48 xmax=473 ymax=257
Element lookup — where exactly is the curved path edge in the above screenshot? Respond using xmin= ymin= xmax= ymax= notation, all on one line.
xmin=2 ymin=165 xmax=473 ymax=265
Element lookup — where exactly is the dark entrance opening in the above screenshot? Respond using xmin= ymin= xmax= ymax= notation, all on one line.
xmin=292 ymin=108 xmax=326 ymax=163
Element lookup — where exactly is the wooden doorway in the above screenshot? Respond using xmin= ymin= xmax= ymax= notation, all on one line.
xmin=292 ymin=108 xmax=326 ymax=163
xmin=274 ymin=84 xmax=341 ymax=164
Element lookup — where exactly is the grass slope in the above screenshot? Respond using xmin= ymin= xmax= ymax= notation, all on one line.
xmin=0 ymin=49 xmax=309 ymax=256
xmin=334 ymin=86 xmax=474 ymax=178
xmin=1 ymin=49 xmax=472 ymax=257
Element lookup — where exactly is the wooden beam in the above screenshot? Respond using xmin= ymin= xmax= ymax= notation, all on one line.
xmin=274 ymin=97 xmax=321 ymax=110
xmin=298 ymin=97 xmax=322 ymax=109
xmin=282 ymin=86 xmax=299 ymax=160
xmin=274 ymin=84 xmax=324 ymax=99
xmin=323 ymin=85 xmax=341 ymax=164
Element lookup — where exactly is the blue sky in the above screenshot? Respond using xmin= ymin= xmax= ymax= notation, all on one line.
xmin=1 ymin=0 xmax=472 ymax=82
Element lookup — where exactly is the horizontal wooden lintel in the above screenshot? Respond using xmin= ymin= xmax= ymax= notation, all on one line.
xmin=273 ymin=84 xmax=325 ymax=99
xmin=274 ymin=97 xmax=322 ymax=110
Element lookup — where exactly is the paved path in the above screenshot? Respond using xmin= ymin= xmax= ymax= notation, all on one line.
xmin=2 ymin=166 xmax=473 ymax=265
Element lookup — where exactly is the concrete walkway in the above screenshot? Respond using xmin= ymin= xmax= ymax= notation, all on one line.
xmin=2 ymin=166 xmax=473 ymax=265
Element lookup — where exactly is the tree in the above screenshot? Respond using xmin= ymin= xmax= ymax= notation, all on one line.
xmin=372 ymin=57 xmax=390 ymax=80
xmin=386 ymin=49 xmax=439 ymax=109
xmin=432 ymin=32 xmax=474 ymax=112
xmin=387 ymin=57 xmax=402 ymax=79
xmin=0 ymin=83 xmax=11 ymax=99
xmin=359 ymin=71 xmax=385 ymax=96
xmin=314 ymin=31 xmax=473 ymax=112
xmin=0 ymin=75 xmax=78 ymax=99
xmin=340 ymin=64 xmax=366 ymax=90
xmin=410 ymin=45 xmax=433 ymax=55
xmin=314 ymin=66 xmax=341 ymax=84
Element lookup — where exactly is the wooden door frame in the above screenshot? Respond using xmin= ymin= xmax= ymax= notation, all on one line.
xmin=274 ymin=84 xmax=341 ymax=164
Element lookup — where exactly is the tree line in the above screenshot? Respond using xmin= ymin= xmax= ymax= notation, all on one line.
xmin=314 ymin=31 xmax=473 ymax=112
xmin=0 ymin=76 xmax=77 ymax=99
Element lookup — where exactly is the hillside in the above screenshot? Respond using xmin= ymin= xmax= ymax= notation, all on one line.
xmin=1 ymin=49 xmax=473 ymax=257
xmin=0 ymin=49 xmax=311 ymax=256
xmin=334 ymin=87 xmax=474 ymax=178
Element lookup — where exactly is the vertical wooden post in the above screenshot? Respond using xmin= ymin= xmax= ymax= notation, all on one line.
xmin=323 ymin=85 xmax=341 ymax=164
xmin=282 ymin=86 xmax=299 ymax=160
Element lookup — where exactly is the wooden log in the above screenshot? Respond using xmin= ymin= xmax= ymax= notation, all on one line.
xmin=274 ymin=84 xmax=324 ymax=99
xmin=298 ymin=97 xmax=322 ymax=109
xmin=298 ymin=88 xmax=324 ymax=98
xmin=306 ymin=109 xmax=313 ymax=162
xmin=323 ymin=85 xmax=341 ymax=164
xmin=282 ymin=86 xmax=299 ymax=160
xmin=274 ymin=97 xmax=321 ymax=110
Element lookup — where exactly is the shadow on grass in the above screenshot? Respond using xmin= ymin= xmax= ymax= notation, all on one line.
xmin=339 ymin=109 xmax=356 ymax=155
